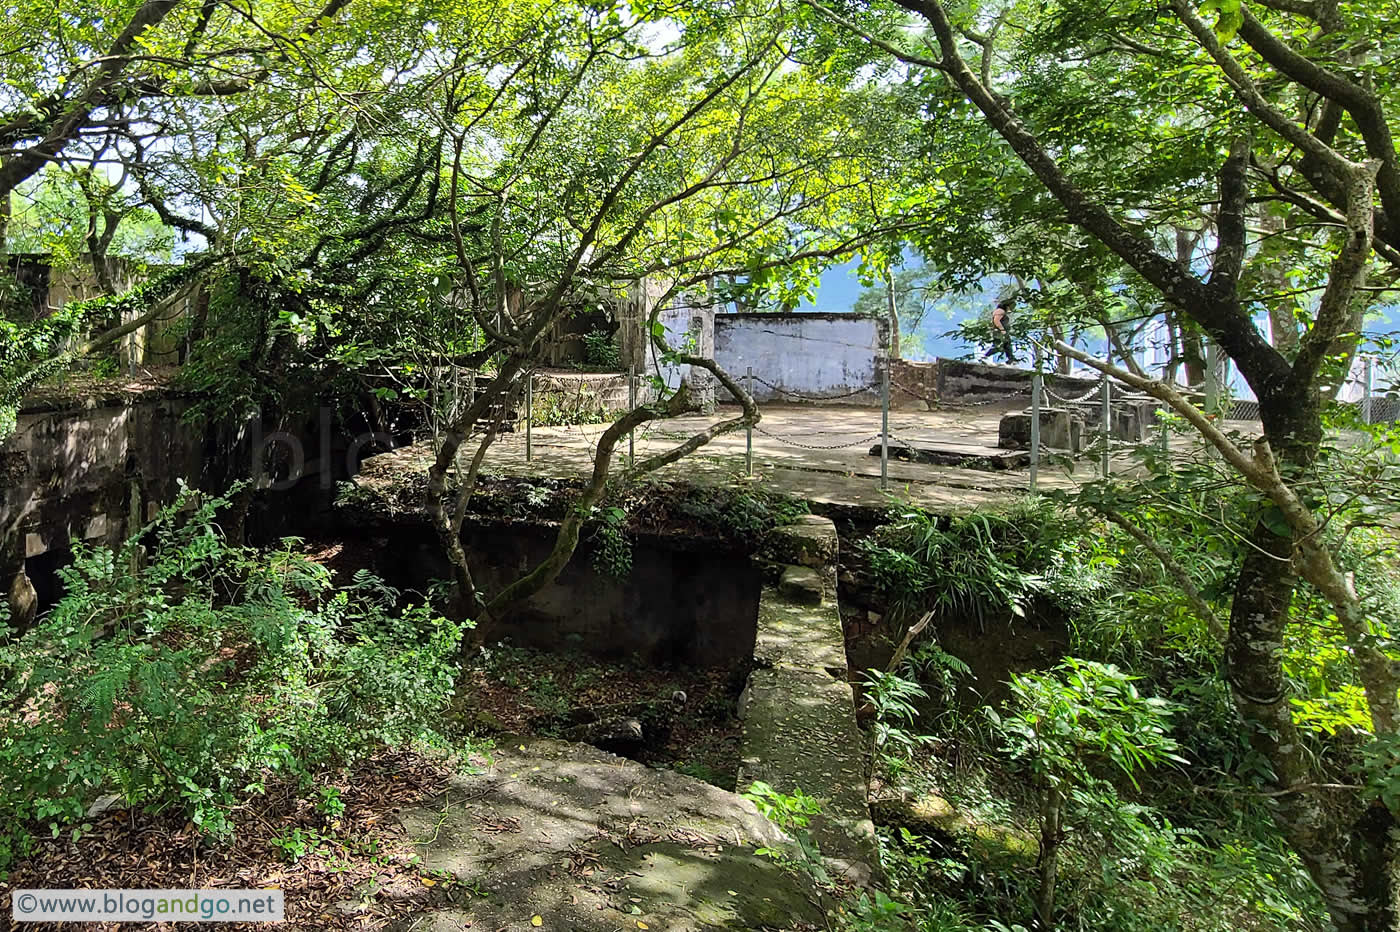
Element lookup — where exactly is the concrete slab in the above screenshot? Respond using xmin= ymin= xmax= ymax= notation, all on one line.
xmin=778 ymin=565 xmax=825 ymax=605
xmin=737 ymin=668 xmax=877 ymax=881
xmin=396 ymin=739 xmax=823 ymax=931
xmin=754 ymin=586 xmax=848 ymax=678
xmin=877 ymin=440 xmax=1030 ymax=470
xmin=354 ymin=402 xmax=1097 ymax=518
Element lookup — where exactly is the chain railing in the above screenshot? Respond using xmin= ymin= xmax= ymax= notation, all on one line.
xmin=1040 ymin=376 xmax=1108 ymax=407
xmin=518 ymin=353 xmax=1400 ymax=495
xmin=752 ymin=424 xmax=883 ymax=450
xmin=751 ymin=374 xmax=877 ymax=402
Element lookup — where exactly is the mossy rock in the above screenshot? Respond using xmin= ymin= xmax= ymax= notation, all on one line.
xmin=872 ymin=793 xmax=1038 ymax=866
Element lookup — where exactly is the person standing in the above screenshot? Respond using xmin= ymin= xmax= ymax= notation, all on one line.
xmin=991 ymin=299 xmax=1017 ymax=364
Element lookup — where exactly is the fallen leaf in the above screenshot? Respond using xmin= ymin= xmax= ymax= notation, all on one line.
xmin=531 ymin=916 xmax=543 ymax=927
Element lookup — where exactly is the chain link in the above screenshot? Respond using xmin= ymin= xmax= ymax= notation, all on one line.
xmin=1040 ymin=376 xmax=1107 ymax=406
xmin=890 ymin=377 xmax=938 ymax=403
xmin=751 ymin=375 xmax=875 ymax=401
xmin=752 ymin=424 xmax=882 ymax=450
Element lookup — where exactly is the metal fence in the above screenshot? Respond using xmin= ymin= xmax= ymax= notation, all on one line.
xmin=515 ymin=352 xmax=1400 ymax=496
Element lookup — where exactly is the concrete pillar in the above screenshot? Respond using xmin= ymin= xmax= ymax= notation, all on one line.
xmin=685 ymin=300 xmax=717 ymax=412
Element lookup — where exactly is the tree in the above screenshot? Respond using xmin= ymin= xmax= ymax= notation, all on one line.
xmin=4 ymin=0 xmax=924 ymax=631
xmin=419 ymin=5 xmax=920 ymax=618
xmin=805 ymin=0 xmax=1400 ymax=926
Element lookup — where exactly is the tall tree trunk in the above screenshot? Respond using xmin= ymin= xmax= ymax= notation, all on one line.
xmin=1172 ymin=228 xmax=1207 ymax=384
xmin=884 ymin=270 xmax=901 ymax=360
xmin=1035 ymin=785 xmax=1063 ymax=931
xmin=1231 ymin=393 xmax=1400 ymax=931
xmin=1259 ymin=210 xmax=1302 ymax=358
xmin=1163 ymin=310 xmax=1181 ymax=383
xmin=1180 ymin=325 xmax=1206 ymax=386
xmin=0 ymin=168 xmax=10 ymax=253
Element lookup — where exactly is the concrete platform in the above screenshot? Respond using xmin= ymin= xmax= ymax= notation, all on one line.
xmin=398 ymin=739 xmax=823 ymax=931
xmin=875 ymin=439 xmax=1031 ymax=470
xmin=355 ymin=402 xmax=1097 ymax=517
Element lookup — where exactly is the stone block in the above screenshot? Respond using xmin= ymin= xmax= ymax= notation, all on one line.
xmin=738 ymin=667 xmax=880 ymax=883
xmin=998 ymin=409 xmax=1083 ymax=452
xmin=755 ymin=584 xmax=847 ymax=678
xmin=766 ymin=514 xmax=838 ymax=568
xmin=778 ymin=564 xmax=824 ymax=605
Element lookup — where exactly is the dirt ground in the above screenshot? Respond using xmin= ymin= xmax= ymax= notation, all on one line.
xmin=456 ymin=642 xmax=750 ymax=790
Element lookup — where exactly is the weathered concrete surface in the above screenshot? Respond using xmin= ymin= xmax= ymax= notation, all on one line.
xmin=936 ymin=358 xmax=1100 ymax=406
xmin=738 ymin=668 xmax=877 ymax=882
xmin=778 ymin=565 xmax=825 ymax=605
xmin=766 ymin=514 xmax=840 ymax=568
xmin=3 ymin=374 xmax=206 ymax=566
xmin=1063 ymin=396 xmax=1161 ymax=441
xmin=889 ymin=359 xmax=938 ymax=410
xmin=714 ymin=313 xmax=888 ymax=406
xmin=317 ymin=519 xmax=762 ymax=667
xmin=1 ymin=374 xmax=246 ymax=623
xmin=879 ymin=439 xmax=1031 ymax=470
xmin=741 ymin=515 xmax=878 ymax=884
xmin=754 ymin=587 xmax=848 ymax=679
xmin=395 ymin=739 xmax=823 ymax=931
xmin=352 ymin=403 xmax=1088 ymax=528
xmin=998 ymin=409 xmax=1084 ymax=452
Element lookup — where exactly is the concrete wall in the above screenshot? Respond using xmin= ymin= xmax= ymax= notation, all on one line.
xmin=331 ymin=519 xmax=762 ymax=667
xmin=4 ymin=390 xmax=206 ymax=568
xmin=0 ymin=377 xmax=393 ymax=624
xmin=1 ymin=382 xmax=258 ymax=623
xmin=936 ymin=358 xmax=1100 ymax=405
xmin=3 ymin=254 xmax=193 ymax=368
xmin=714 ymin=313 xmax=888 ymax=405
xmin=654 ymin=295 xmax=716 ymax=408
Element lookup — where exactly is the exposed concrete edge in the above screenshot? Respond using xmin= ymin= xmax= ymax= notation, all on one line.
xmin=739 ymin=515 xmax=880 ymax=883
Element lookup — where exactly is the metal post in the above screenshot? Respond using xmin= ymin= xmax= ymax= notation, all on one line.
xmin=1363 ymin=355 xmax=1375 ymax=425
xmin=525 ymin=373 xmax=533 ymax=463
xmin=880 ymin=353 xmax=890 ymax=491
xmin=1100 ymin=378 xmax=1111 ymax=477
xmin=745 ymin=366 xmax=754 ymax=477
xmin=628 ymin=363 xmax=637 ymax=467
xmin=1030 ymin=344 xmax=1042 ymax=492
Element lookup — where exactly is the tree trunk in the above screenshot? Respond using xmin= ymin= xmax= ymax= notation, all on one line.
xmin=1049 ymin=323 xmax=1072 ymax=374
xmin=1229 ymin=394 xmax=1400 ymax=931
xmin=0 ymin=169 xmax=9 ymax=252
xmin=884 ymin=271 xmax=901 ymax=360
xmin=1163 ymin=311 xmax=1181 ymax=383
xmin=1035 ymin=785 xmax=1063 ymax=931
xmin=1180 ymin=325 xmax=1206 ymax=386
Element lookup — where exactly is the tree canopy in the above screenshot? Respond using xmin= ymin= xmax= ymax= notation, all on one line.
xmin=4 ymin=1 xmax=1400 ymax=928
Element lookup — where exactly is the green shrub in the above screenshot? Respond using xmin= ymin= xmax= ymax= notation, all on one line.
xmin=582 ymin=327 xmax=621 ymax=369
xmin=857 ymin=499 xmax=1096 ymax=624
xmin=0 ymin=488 xmax=466 ymax=866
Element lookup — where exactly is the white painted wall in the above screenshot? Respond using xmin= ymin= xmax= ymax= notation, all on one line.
xmin=713 ymin=313 xmax=887 ymax=404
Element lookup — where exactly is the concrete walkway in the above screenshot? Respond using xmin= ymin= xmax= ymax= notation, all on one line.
xmin=739 ymin=515 xmax=879 ymax=884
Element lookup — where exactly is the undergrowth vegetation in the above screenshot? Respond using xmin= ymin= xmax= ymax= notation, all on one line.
xmin=853 ymin=500 xmax=1346 ymax=931
xmin=0 ymin=488 xmax=466 ymax=871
